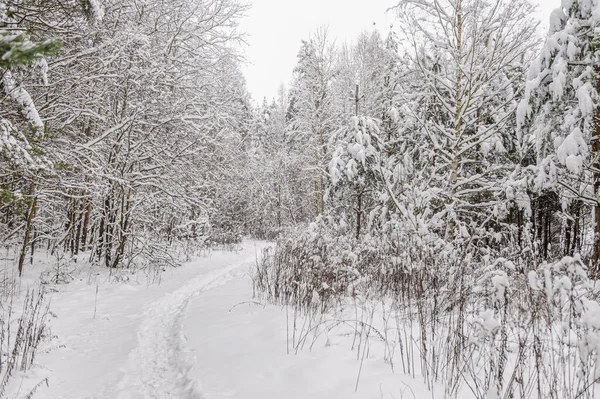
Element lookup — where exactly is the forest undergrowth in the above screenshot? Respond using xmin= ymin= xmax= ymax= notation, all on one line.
xmin=253 ymin=219 xmax=600 ymax=399
xmin=0 ymin=288 xmax=49 ymax=399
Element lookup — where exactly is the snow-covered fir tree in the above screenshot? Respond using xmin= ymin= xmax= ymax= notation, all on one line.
xmin=519 ymin=0 xmax=600 ymax=267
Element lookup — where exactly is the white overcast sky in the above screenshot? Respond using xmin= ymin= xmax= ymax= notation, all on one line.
xmin=239 ymin=0 xmax=560 ymax=104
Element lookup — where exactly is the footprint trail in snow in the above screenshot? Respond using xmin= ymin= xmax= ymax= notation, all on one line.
xmin=113 ymin=254 xmax=256 ymax=399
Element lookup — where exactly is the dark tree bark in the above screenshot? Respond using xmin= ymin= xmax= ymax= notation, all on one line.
xmin=18 ymin=194 xmax=36 ymax=277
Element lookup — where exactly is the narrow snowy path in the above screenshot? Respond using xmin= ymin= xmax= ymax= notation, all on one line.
xmin=33 ymin=241 xmax=424 ymax=399
xmin=36 ymin=242 xmax=265 ymax=399
xmin=112 ymin=256 xmax=251 ymax=399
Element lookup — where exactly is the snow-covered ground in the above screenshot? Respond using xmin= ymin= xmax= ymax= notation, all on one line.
xmin=12 ymin=241 xmax=427 ymax=399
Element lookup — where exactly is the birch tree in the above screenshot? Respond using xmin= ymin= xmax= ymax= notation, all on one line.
xmin=394 ymin=0 xmax=539 ymax=243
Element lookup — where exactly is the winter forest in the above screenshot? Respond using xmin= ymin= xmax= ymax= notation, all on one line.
xmin=2 ymin=0 xmax=600 ymax=398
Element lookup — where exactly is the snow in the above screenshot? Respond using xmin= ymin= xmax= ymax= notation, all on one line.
xmin=34 ymin=58 xmax=49 ymax=86
xmin=183 ymin=277 xmax=422 ymax=399
xmin=550 ymin=60 xmax=566 ymax=100
xmin=89 ymin=0 xmax=104 ymax=23
xmin=2 ymin=71 xmax=44 ymax=132
xmin=565 ymin=154 xmax=583 ymax=174
xmin=471 ymin=309 xmax=500 ymax=339
xmin=556 ymin=127 xmax=587 ymax=172
xmin=491 ymin=271 xmax=509 ymax=304
xmin=549 ymin=8 xmax=567 ymax=34
xmin=31 ymin=245 xmax=269 ymax=398
xmin=567 ymin=41 xmax=579 ymax=58
xmin=111 ymin=260 xmax=250 ymax=398
xmin=26 ymin=241 xmax=425 ymax=399
xmin=577 ymin=82 xmax=595 ymax=116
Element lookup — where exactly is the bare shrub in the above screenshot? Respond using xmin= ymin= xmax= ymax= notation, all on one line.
xmin=254 ymin=218 xmax=600 ymax=398
xmin=0 ymin=288 xmax=50 ymax=398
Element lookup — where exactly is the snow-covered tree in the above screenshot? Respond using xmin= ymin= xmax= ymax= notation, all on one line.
xmin=518 ymin=0 xmax=600 ymax=267
xmin=392 ymin=0 xmax=539 ymax=244
xmin=287 ymin=28 xmax=339 ymax=216
xmin=0 ymin=0 xmax=252 ymax=272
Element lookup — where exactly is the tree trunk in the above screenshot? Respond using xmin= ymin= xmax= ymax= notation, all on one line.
xmin=449 ymin=0 xmax=463 ymax=240
xmin=356 ymin=188 xmax=362 ymax=239
xmin=276 ymin=183 xmax=282 ymax=229
xmin=18 ymin=195 xmax=37 ymax=277
xmin=104 ymin=194 xmax=115 ymax=268
xmin=565 ymin=216 xmax=572 ymax=256
xmin=112 ymin=189 xmax=131 ymax=269
xmin=544 ymin=209 xmax=550 ymax=259
xmin=74 ymin=200 xmax=82 ymax=258
xmin=593 ymin=65 xmax=600 ymax=273
xmin=574 ymin=202 xmax=581 ymax=253
xmin=81 ymin=200 xmax=92 ymax=251
xmin=517 ymin=208 xmax=523 ymax=249
xmin=355 ymin=84 xmax=362 ymax=239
